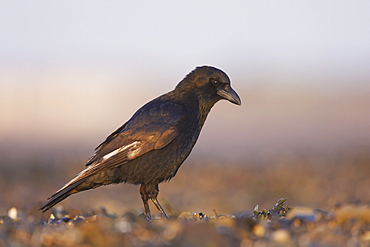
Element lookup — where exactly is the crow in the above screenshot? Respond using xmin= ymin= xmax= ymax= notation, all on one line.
xmin=40 ymin=66 xmax=241 ymax=219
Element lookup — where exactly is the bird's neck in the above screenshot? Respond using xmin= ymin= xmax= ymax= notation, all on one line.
xmin=171 ymin=86 xmax=216 ymax=127
xmin=197 ymin=94 xmax=216 ymax=127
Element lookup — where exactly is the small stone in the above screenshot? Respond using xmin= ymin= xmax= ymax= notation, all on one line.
xmin=8 ymin=207 xmax=17 ymax=220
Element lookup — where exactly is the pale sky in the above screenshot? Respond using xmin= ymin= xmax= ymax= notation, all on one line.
xmin=1 ymin=1 xmax=370 ymax=81
xmin=1 ymin=1 xmax=370 ymax=157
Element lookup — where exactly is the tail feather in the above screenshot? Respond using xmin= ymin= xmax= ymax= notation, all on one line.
xmin=39 ymin=179 xmax=86 ymax=212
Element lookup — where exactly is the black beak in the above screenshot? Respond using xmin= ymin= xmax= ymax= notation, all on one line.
xmin=217 ymin=85 xmax=241 ymax=105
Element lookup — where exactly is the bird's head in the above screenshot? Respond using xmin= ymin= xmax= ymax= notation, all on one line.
xmin=177 ymin=66 xmax=241 ymax=107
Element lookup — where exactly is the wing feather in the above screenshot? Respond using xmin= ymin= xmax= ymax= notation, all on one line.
xmin=83 ymin=100 xmax=186 ymax=172
xmin=54 ymin=101 xmax=186 ymax=195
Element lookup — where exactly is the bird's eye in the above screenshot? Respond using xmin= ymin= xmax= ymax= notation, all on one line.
xmin=210 ymin=78 xmax=219 ymax=87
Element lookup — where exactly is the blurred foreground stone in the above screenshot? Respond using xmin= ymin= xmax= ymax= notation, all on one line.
xmin=1 ymin=200 xmax=369 ymax=247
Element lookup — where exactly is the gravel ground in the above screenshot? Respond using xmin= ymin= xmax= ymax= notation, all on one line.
xmin=0 ymin=148 xmax=369 ymax=246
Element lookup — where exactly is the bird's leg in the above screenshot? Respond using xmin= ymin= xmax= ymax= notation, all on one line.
xmin=140 ymin=184 xmax=152 ymax=219
xmin=151 ymin=197 xmax=169 ymax=219
xmin=148 ymin=183 xmax=169 ymax=219
xmin=141 ymin=183 xmax=169 ymax=219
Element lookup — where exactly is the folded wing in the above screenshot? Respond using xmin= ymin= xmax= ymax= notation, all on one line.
xmin=54 ymin=100 xmax=187 ymax=196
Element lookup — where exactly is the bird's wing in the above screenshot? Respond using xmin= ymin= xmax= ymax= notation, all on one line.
xmin=53 ymin=100 xmax=186 ymax=193
xmin=87 ymin=100 xmax=186 ymax=171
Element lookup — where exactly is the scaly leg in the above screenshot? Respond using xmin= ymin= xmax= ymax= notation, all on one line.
xmin=140 ymin=183 xmax=169 ymax=219
xmin=151 ymin=197 xmax=169 ymax=219
xmin=140 ymin=184 xmax=152 ymax=219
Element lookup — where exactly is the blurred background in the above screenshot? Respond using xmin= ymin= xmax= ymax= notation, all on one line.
xmin=1 ymin=1 xmax=369 ymax=216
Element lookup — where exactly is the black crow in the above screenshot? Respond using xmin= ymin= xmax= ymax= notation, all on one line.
xmin=40 ymin=66 xmax=241 ymax=219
